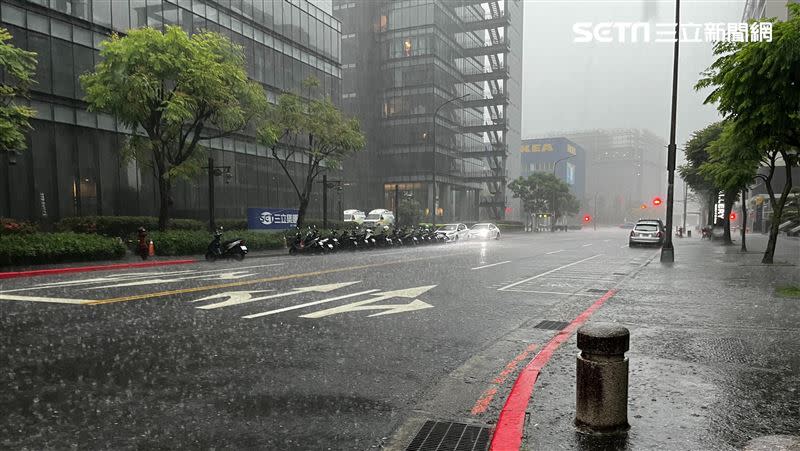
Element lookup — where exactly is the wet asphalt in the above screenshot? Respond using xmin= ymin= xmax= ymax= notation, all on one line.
xmin=1 ymin=230 xmax=796 ymax=450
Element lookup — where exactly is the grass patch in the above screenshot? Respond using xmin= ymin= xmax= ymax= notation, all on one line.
xmin=776 ymin=285 xmax=800 ymax=298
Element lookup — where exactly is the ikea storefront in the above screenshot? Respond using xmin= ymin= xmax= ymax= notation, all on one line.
xmin=519 ymin=137 xmax=586 ymax=201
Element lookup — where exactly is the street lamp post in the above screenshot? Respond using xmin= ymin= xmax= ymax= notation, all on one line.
xmin=594 ymin=192 xmax=599 ymax=231
xmin=552 ymin=155 xmax=574 ymax=231
xmin=431 ymin=93 xmax=469 ymax=223
xmin=661 ymin=0 xmax=681 ymax=263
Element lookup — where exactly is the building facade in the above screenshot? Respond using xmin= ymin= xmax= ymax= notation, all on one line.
xmin=0 ymin=0 xmax=342 ymax=222
xmin=540 ymin=129 xmax=667 ymax=225
xmin=519 ymin=138 xmax=586 ymax=201
xmin=742 ymin=0 xmax=798 ymax=21
xmin=333 ymin=0 xmax=523 ymax=222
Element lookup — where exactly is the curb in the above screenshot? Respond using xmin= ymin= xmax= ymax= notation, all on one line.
xmin=0 ymin=259 xmax=197 ymax=280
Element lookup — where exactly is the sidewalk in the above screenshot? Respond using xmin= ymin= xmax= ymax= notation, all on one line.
xmin=523 ymin=234 xmax=800 ymax=450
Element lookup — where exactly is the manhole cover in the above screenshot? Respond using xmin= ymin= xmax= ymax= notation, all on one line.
xmin=406 ymin=420 xmax=491 ymax=451
xmin=534 ymin=320 xmax=569 ymax=330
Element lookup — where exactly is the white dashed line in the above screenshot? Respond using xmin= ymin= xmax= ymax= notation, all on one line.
xmin=546 ymin=250 xmax=564 ymax=255
xmin=471 ymin=261 xmax=511 ymax=270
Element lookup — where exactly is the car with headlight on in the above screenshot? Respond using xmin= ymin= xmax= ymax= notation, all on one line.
xmin=468 ymin=223 xmax=500 ymax=240
xmin=435 ymin=223 xmax=469 ymax=242
xmin=629 ymin=221 xmax=664 ymax=247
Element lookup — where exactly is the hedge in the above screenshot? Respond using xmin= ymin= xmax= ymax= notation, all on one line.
xmin=0 ymin=218 xmax=40 ymax=235
xmin=56 ymin=216 xmax=205 ymax=237
xmin=141 ymin=230 xmax=286 ymax=256
xmin=0 ymin=232 xmax=126 ymax=266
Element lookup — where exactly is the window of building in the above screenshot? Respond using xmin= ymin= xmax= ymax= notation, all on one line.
xmin=93 ymin=0 xmax=112 ymax=27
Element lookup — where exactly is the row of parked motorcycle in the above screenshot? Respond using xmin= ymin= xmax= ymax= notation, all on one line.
xmin=287 ymin=225 xmax=451 ymax=254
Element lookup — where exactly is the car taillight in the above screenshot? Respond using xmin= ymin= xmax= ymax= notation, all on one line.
xmin=630 ymin=231 xmax=634 ymax=237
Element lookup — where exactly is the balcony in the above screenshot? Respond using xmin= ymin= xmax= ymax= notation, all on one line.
xmin=463 ymin=65 xmax=509 ymax=83
xmin=461 ymin=119 xmax=508 ymax=134
xmin=461 ymin=40 xmax=510 ymax=58
xmin=462 ymin=14 xmax=509 ymax=32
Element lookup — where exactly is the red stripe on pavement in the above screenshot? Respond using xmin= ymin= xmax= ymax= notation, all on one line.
xmin=0 ymin=259 xmax=197 ymax=279
xmin=489 ymin=289 xmax=619 ymax=451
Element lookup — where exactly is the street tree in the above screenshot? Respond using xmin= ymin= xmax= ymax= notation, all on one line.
xmin=0 ymin=27 xmax=37 ymax=156
xmin=398 ymin=197 xmax=422 ymax=227
xmin=700 ymin=121 xmax=760 ymax=250
xmin=696 ymin=3 xmax=800 ymax=263
xmin=258 ymin=78 xmax=365 ymax=228
xmin=81 ymin=26 xmax=266 ymax=231
xmin=508 ymin=172 xmax=579 ymax=230
xmin=679 ymin=122 xmax=723 ymax=227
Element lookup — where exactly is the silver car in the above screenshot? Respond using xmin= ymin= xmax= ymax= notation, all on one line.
xmin=435 ymin=223 xmax=469 ymax=242
xmin=629 ymin=221 xmax=664 ymax=247
xmin=468 ymin=223 xmax=501 ymax=240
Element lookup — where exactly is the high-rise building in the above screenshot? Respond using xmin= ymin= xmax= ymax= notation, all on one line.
xmin=742 ymin=0 xmax=798 ymax=21
xmin=540 ymin=129 xmax=666 ymax=224
xmin=0 ymin=0 xmax=341 ymax=221
xmin=333 ymin=0 xmax=523 ymax=222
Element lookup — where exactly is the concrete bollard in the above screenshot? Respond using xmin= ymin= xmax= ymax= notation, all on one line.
xmin=574 ymin=323 xmax=630 ymax=433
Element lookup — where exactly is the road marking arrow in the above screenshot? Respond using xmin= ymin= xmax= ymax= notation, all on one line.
xmin=195 ymin=281 xmax=361 ymax=310
xmin=299 ymin=285 xmax=437 ymax=318
xmin=243 ymin=289 xmax=380 ymax=319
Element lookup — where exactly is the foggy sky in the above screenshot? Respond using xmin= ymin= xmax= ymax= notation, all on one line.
xmin=521 ymin=0 xmax=745 ymax=158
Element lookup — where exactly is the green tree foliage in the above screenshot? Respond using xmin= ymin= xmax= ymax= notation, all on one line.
xmin=258 ymin=77 xmax=365 ymax=228
xmin=700 ymin=122 xmax=760 ymax=247
xmin=81 ymin=26 xmax=266 ymax=231
xmin=508 ymin=172 xmax=579 ymax=228
xmin=0 ymin=27 xmax=37 ymax=154
xmin=398 ymin=197 xmax=422 ymax=226
xmin=679 ymin=122 xmax=723 ymax=226
xmin=696 ymin=4 xmax=800 ymax=263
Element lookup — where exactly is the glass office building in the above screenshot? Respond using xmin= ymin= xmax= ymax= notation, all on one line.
xmin=0 ymin=0 xmax=341 ymax=221
xmin=334 ymin=0 xmax=523 ymax=222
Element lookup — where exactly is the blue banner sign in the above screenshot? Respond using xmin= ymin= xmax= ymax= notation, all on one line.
xmin=247 ymin=208 xmax=299 ymax=230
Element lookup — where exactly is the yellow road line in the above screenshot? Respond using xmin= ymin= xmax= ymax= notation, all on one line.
xmin=85 ymin=253 xmax=458 ymax=305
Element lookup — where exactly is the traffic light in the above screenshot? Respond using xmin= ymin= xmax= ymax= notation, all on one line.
xmin=652 ymin=196 xmax=663 ymax=207
xmin=730 ymin=212 xmax=737 ymax=221
xmin=583 ymin=214 xmax=592 ymax=223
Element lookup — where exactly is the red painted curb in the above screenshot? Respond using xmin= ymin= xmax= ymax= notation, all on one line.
xmin=489 ymin=289 xmax=619 ymax=451
xmin=0 ymin=259 xmax=197 ymax=280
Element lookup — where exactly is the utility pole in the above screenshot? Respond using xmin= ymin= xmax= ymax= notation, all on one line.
xmin=552 ymin=155 xmax=574 ymax=232
xmin=395 ymin=184 xmax=400 ymax=226
xmin=661 ymin=0 xmax=681 ymax=263
xmin=431 ymin=93 xmax=468 ymax=223
xmin=594 ymin=192 xmax=598 ymax=231
xmin=322 ymin=174 xmax=328 ymax=229
xmin=682 ymin=181 xmax=688 ymax=233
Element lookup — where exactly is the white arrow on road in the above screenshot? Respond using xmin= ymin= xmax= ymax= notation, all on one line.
xmin=299 ymin=285 xmax=437 ymax=318
xmin=194 ymin=281 xmax=361 ymax=310
xmin=0 ymin=294 xmax=91 ymax=304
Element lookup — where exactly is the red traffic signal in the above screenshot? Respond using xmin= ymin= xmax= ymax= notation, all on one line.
xmin=583 ymin=214 xmax=592 ymax=222
xmin=652 ymin=197 xmax=663 ymax=207
xmin=730 ymin=212 xmax=737 ymax=221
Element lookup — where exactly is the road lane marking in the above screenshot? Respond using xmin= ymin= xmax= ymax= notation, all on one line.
xmin=0 ymin=294 xmax=91 ymax=304
xmin=471 ymin=343 xmax=539 ymax=415
xmin=497 ymin=255 xmax=602 ymax=291
xmin=582 ymin=243 xmax=593 ymax=247
xmin=499 ymin=290 xmax=596 ymax=297
xmin=242 ymin=289 xmax=380 ymax=318
xmin=195 ymin=282 xmax=360 ymax=310
xmin=545 ymin=250 xmax=564 ymax=255
xmin=85 ymin=254 xmax=459 ymax=305
xmin=490 ymin=289 xmax=619 ymax=451
xmin=472 ymin=261 xmax=511 ymax=270
xmin=299 ymin=285 xmax=437 ymax=318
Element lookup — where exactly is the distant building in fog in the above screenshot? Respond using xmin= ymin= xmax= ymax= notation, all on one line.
xmin=742 ymin=0 xmax=798 ymax=21
xmin=537 ymin=129 xmax=667 ymax=225
xmin=518 ymin=137 xmax=586 ymax=198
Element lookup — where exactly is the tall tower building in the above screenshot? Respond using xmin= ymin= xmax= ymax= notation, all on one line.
xmin=334 ymin=0 xmax=523 ymax=222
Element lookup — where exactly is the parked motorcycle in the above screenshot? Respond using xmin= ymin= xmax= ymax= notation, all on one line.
xmin=206 ymin=227 xmax=247 ymax=261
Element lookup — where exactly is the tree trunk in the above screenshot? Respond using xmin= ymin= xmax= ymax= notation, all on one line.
xmin=707 ymin=191 xmax=716 ymax=226
xmin=740 ymin=188 xmax=747 ymax=252
xmin=157 ymin=175 xmax=172 ymax=231
xmin=761 ymin=159 xmax=793 ymax=264
xmin=722 ymin=190 xmax=735 ymax=245
xmin=296 ymin=196 xmax=310 ymax=228
xmin=762 ymin=214 xmax=780 ymax=264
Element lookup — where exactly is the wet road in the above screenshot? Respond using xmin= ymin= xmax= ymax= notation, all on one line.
xmin=0 ymin=229 xmax=657 ymax=450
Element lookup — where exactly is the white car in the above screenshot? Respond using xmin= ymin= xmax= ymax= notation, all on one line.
xmin=343 ymin=209 xmax=366 ymax=224
xmin=362 ymin=209 xmax=395 ymax=228
xmin=435 ymin=223 xmax=469 ymax=242
xmin=468 ymin=223 xmax=501 ymax=240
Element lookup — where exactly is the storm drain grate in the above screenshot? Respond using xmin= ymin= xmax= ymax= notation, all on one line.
xmin=586 ymin=288 xmax=608 ymax=293
xmin=405 ymin=420 xmax=491 ymax=451
xmin=533 ymin=320 xmax=570 ymax=330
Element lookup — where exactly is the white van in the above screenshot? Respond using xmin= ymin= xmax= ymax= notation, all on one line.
xmin=343 ymin=209 xmax=366 ymax=224
xmin=363 ymin=209 xmax=395 ymax=228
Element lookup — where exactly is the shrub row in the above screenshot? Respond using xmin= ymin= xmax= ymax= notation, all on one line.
xmin=140 ymin=230 xmax=286 ymax=256
xmin=0 ymin=218 xmax=40 ymax=234
xmin=56 ymin=216 xmax=207 ymax=237
xmin=0 ymin=232 xmax=126 ymax=266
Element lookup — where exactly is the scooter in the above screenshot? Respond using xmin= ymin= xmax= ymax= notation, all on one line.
xmin=206 ymin=227 xmax=247 ymax=261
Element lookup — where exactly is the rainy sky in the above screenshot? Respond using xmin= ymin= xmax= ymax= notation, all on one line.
xmin=521 ymin=0 xmax=746 ymax=154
